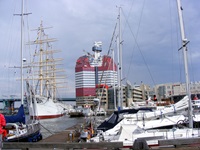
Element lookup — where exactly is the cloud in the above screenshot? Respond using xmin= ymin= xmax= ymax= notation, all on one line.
xmin=0 ymin=0 xmax=199 ymax=98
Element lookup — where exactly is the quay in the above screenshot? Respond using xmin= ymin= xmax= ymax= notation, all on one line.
xmin=2 ymin=119 xmax=200 ymax=150
xmin=2 ymin=122 xmax=200 ymax=150
xmin=2 ymin=142 xmax=123 ymax=150
xmin=2 ymin=138 xmax=200 ymax=150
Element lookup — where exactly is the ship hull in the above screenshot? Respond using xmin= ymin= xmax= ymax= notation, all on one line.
xmin=28 ymin=95 xmax=72 ymax=119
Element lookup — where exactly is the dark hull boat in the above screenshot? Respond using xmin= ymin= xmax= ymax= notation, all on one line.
xmin=4 ymin=105 xmax=42 ymax=142
xmin=97 ymin=108 xmax=152 ymax=132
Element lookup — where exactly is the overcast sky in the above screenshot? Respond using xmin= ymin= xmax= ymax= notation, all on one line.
xmin=0 ymin=0 xmax=199 ymax=98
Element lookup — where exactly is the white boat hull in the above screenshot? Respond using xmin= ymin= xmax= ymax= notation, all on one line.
xmin=28 ymin=95 xmax=72 ymax=119
xmin=91 ymin=124 xmax=200 ymax=148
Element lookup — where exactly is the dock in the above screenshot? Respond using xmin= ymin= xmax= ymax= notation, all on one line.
xmin=2 ymin=122 xmax=200 ymax=150
xmin=2 ymin=137 xmax=200 ymax=150
xmin=2 ymin=142 xmax=124 ymax=150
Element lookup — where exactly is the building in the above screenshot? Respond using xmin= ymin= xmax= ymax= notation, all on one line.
xmin=154 ymin=82 xmax=200 ymax=102
xmin=107 ymin=81 xmax=200 ymax=109
xmin=95 ymin=84 xmax=109 ymax=110
xmin=107 ymin=86 xmax=126 ymax=110
xmin=107 ymin=83 xmax=151 ymax=110
xmin=75 ymin=42 xmax=117 ymax=108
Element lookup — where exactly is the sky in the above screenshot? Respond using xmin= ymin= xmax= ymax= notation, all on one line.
xmin=0 ymin=0 xmax=200 ymax=98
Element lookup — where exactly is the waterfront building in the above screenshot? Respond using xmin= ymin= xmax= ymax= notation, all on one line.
xmin=107 ymin=83 xmax=151 ymax=110
xmin=107 ymin=81 xmax=200 ymax=109
xmin=154 ymin=81 xmax=200 ymax=102
xmin=107 ymin=86 xmax=126 ymax=110
xmin=75 ymin=42 xmax=117 ymax=108
xmin=95 ymin=84 xmax=109 ymax=110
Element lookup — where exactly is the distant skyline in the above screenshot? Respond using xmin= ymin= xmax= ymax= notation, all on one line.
xmin=0 ymin=0 xmax=199 ymax=98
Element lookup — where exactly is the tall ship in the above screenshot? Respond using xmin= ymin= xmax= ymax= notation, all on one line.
xmin=25 ymin=21 xmax=72 ymax=119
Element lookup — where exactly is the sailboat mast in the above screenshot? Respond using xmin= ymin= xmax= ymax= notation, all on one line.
xmin=112 ymin=49 xmax=117 ymax=110
xmin=176 ymin=0 xmax=193 ymax=128
xmin=117 ymin=6 xmax=123 ymax=110
xmin=21 ymin=0 xmax=24 ymax=105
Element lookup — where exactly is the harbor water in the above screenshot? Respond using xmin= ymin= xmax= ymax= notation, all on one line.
xmin=39 ymin=114 xmax=85 ymax=139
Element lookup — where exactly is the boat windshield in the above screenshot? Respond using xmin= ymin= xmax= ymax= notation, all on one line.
xmin=107 ymin=113 xmax=117 ymax=124
xmin=117 ymin=113 xmax=124 ymax=122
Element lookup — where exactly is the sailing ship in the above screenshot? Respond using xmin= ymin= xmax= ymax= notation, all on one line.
xmin=3 ymin=0 xmax=42 ymax=142
xmin=24 ymin=21 xmax=73 ymax=119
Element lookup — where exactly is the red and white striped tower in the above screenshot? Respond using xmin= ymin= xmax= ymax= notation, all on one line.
xmin=75 ymin=42 xmax=117 ymax=107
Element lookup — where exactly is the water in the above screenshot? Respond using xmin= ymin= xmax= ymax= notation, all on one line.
xmin=39 ymin=115 xmax=85 ymax=139
xmin=39 ymin=115 xmax=107 ymax=139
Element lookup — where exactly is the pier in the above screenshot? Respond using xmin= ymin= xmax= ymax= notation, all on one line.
xmin=2 ymin=142 xmax=123 ymax=150
xmin=2 ymin=138 xmax=200 ymax=150
xmin=2 ymin=122 xmax=200 ymax=150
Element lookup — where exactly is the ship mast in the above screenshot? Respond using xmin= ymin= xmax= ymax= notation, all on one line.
xmin=17 ymin=0 xmax=31 ymax=104
xmin=112 ymin=49 xmax=117 ymax=110
xmin=25 ymin=23 xmax=66 ymax=100
xmin=20 ymin=0 xmax=24 ymax=105
xmin=117 ymin=6 xmax=123 ymax=110
xmin=39 ymin=22 xmax=44 ymax=96
xmin=176 ymin=0 xmax=193 ymax=128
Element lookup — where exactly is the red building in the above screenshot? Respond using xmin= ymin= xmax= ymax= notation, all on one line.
xmin=75 ymin=42 xmax=117 ymax=107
